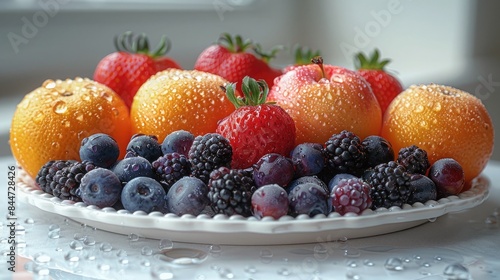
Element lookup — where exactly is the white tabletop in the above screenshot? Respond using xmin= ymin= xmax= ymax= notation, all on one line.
xmin=1 ymin=157 xmax=499 ymax=280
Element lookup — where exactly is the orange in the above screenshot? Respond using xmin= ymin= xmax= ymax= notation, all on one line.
xmin=381 ymin=84 xmax=494 ymax=189
xmin=130 ymin=69 xmax=236 ymax=142
xmin=10 ymin=77 xmax=132 ymax=179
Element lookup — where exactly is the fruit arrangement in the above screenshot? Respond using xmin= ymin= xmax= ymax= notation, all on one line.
xmin=10 ymin=32 xmax=494 ymax=220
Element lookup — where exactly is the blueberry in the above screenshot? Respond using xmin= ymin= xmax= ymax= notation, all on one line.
xmin=165 ymin=177 xmax=209 ymax=216
xmin=408 ymin=174 xmax=437 ymax=204
xmin=112 ymin=156 xmax=154 ymax=185
xmin=79 ymin=168 xmax=122 ymax=208
xmin=126 ymin=134 xmax=163 ymax=163
xmin=328 ymin=173 xmax=358 ymax=193
xmin=288 ymin=182 xmax=330 ymax=217
xmin=290 ymin=143 xmax=325 ymax=177
xmin=79 ymin=133 xmax=120 ymax=168
xmin=362 ymin=135 xmax=394 ymax=168
xmin=286 ymin=176 xmax=328 ymax=194
xmin=253 ymin=153 xmax=295 ymax=187
xmin=161 ymin=130 xmax=195 ymax=157
xmin=251 ymin=184 xmax=289 ymax=219
xmin=121 ymin=177 xmax=167 ymax=213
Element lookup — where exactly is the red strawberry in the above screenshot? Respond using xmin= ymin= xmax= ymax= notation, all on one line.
xmin=354 ymin=49 xmax=403 ymax=114
xmin=94 ymin=32 xmax=181 ymax=108
xmin=216 ymin=76 xmax=296 ymax=169
xmin=194 ymin=33 xmax=282 ymax=88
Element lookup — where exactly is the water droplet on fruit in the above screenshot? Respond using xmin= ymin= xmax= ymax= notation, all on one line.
xmin=415 ymin=105 xmax=424 ymax=113
xmin=420 ymin=120 xmax=428 ymax=128
xmin=444 ymin=263 xmax=470 ymax=280
xmin=52 ymin=100 xmax=67 ymax=114
xmin=34 ymin=112 xmax=44 ymax=123
xmin=43 ymin=79 xmax=56 ymax=89
xmin=384 ymin=257 xmax=404 ymax=271
xmin=332 ymin=75 xmax=344 ymax=83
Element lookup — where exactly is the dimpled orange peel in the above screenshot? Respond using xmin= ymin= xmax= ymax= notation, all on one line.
xmin=381 ymin=84 xmax=494 ymax=190
xmin=10 ymin=77 xmax=132 ymax=179
xmin=130 ymin=69 xmax=236 ymax=141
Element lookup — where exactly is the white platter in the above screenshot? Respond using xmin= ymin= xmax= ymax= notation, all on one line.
xmin=17 ymin=175 xmax=490 ymax=245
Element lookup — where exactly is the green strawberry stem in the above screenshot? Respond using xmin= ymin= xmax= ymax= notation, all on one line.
xmin=114 ymin=31 xmax=171 ymax=58
xmin=223 ymin=76 xmax=275 ymax=109
xmin=354 ymin=49 xmax=390 ymax=70
xmin=294 ymin=45 xmax=321 ymax=66
xmin=312 ymin=56 xmax=326 ymax=79
xmin=253 ymin=43 xmax=284 ymax=64
xmin=218 ymin=33 xmax=253 ymax=53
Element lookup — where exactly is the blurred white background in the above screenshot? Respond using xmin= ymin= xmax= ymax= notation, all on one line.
xmin=1 ymin=0 xmax=499 ymax=159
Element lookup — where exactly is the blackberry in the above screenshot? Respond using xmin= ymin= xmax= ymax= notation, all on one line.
xmin=188 ymin=133 xmax=232 ymax=183
xmin=362 ymin=135 xmax=394 ymax=168
xmin=152 ymin=153 xmax=191 ymax=190
xmin=323 ymin=130 xmax=366 ymax=176
xmin=36 ymin=160 xmax=75 ymax=195
xmin=50 ymin=161 xmax=96 ymax=202
xmin=365 ymin=161 xmax=412 ymax=209
xmin=397 ymin=145 xmax=430 ymax=175
xmin=208 ymin=167 xmax=256 ymax=217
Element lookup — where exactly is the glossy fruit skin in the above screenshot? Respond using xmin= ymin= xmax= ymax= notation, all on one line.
xmin=287 ymin=176 xmax=328 ymax=195
xmin=381 ymin=84 xmax=494 ymax=188
xmin=130 ymin=69 xmax=236 ymax=142
xmin=331 ymin=178 xmax=372 ymax=215
xmin=194 ymin=33 xmax=281 ymax=88
xmin=79 ymin=168 xmax=122 ymax=208
xmin=217 ymin=104 xmax=296 ymax=169
xmin=161 ymin=130 xmax=194 ymax=157
xmin=251 ymin=184 xmax=289 ymax=219
xmin=358 ymin=69 xmax=403 ymax=114
xmin=290 ymin=143 xmax=325 ymax=177
xmin=288 ymin=182 xmax=330 ymax=217
xmin=362 ymin=135 xmax=395 ymax=168
xmin=10 ymin=78 xmax=131 ymax=179
xmin=111 ymin=156 xmax=154 ymax=185
xmin=165 ymin=177 xmax=209 ymax=216
xmin=121 ymin=177 xmax=167 ymax=213
xmin=253 ymin=153 xmax=295 ymax=188
xmin=126 ymin=134 xmax=163 ymax=163
xmin=79 ymin=133 xmax=120 ymax=168
xmin=94 ymin=32 xmax=181 ymax=108
xmin=428 ymin=158 xmax=465 ymax=198
xmin=407 ymin=174 xmax=437 ymax=204
xmin=269 ymin=64 xmax=382 ymax=145
xmin=328 ymin=173 xmax=358 ymax=193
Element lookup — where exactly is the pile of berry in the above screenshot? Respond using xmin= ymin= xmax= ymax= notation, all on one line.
xmin=35 ymin=130 xmax=466 ymax=219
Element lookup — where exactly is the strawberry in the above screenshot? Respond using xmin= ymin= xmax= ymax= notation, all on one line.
xmin=216 ymin=76 xmax=296 ymax=169
xmin=93 ymin=31 xmax=181 ymax=108
xmin=194 ymin=33 xmax=282 ymax=88
xmin=354 ymin=49 xmax=403 ymax=114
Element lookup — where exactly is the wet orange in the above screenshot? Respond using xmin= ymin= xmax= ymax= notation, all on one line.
xmin=10 ymin=78 xmax=132 ymax=179
xmin=381 ymin=84 xmax=494 ymax=189
xmin=130 ymin=69 xmax=236 ymax=142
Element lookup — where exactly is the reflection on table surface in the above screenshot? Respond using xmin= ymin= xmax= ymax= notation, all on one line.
xmin=1 ymin=159 xmax=499 ymax=280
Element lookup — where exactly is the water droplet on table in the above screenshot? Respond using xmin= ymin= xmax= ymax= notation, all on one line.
xmin=443 ymin=263 xmax=470 ymax=280
xmin=277 ymin=267 xmax=291 ymax=276
xmin=209 ymin=244 xmax=222 ymax=257
xmin=64 ymin=251 xmax=80 ymax=264
xmin=128 ymin=233 xmax=140 ymax=242
xmin=345 ymin=271 xmax=361 ymax=279
xmin=363 ymin=259 xmax=375 ymax=266
xmin=244 ymin=265 xmax=257 ymax=274
xmin=151 ymin=264 xmax=174 ymax=280
xmin=159 ymin=238 xmax=173 ymax=251
xmin=142 ymin=246 xmax=153 ymax=256
xmin=69 ymin=240 xmax=83 ymax=251
xmin=33 ymin=252 xmax=51 ymax=264
xmin=48 ymin=224 xmax=60 ymax=239
xmin=156 ymin=248 xmax=208 ymax=265
xmin=218 ymin=267 xmax=234 ymax=279
xmin=384 ymin=257 xmax=404 ymax=271
xmin=99 ymin=242 xmax=113 ymax=253
xmin=83 ymin=236 xmax=96 ymax=246
xmin=259 ymin=249 xmax=273 ymax=264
